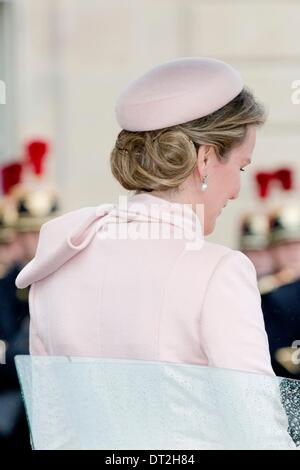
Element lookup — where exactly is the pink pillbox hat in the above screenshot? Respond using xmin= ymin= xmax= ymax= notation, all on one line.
xmin=115 ymin=57 xmax=244 ymax=131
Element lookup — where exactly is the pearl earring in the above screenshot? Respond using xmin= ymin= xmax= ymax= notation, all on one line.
xmin=200 ymin=175 xmax=208 ymax=192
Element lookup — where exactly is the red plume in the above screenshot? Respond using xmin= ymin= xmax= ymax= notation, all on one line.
xmin=273 ymin=168 xmax=293 ymax=191
xmin=1 ymin=162 xmax=23 ymax=195
xmin=26 ymin=140 xmax=49 ymax=176
xmin=255 ymin=167 xmax=293 ymax=199
xmin=255 ymin=172 xmax=271 ymax=199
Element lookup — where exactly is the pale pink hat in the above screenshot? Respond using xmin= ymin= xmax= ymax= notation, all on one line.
xmin=115 ymin=57 xmax=244 ymax=131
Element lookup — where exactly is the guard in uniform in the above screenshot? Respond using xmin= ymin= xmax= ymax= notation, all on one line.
xmin=238 ymin=168 xmax=292 ymax=282
xmin=0 ymin=162 xmax=29 ymax=449
xmin=0 ymin=140 xmax=60 ymax=449
xmin=260 ymin=203 xmax=300 ymax=380
xmin=0 ymin=164 xmax=24 ymax=279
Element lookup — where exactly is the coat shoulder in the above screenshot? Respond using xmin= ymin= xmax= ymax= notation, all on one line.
xmin=199 ymin=241 xmax=258 ymax=283
xmin=201 ymin=240 xmax=247 ymax=265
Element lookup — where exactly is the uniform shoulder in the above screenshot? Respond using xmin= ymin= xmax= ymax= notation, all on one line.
xmin=259 ymin=268 xmax=298 ymax=295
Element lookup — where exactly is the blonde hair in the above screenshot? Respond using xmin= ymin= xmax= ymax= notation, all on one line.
xmin=110 ymin=87 xmax=266 ymax=193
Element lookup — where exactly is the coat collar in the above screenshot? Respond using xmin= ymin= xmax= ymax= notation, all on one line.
xmin=126 ymin=192 xmax=204 ymax=236
xmin=16 ymin=194 xmax=204 ymax=288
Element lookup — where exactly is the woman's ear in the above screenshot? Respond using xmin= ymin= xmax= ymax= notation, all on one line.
xmin=196 ymin=144 xmax=217 ymax=177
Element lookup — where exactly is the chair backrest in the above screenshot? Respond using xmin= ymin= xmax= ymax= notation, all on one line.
xmin=15 ymin=355 xmax=300 ymax=450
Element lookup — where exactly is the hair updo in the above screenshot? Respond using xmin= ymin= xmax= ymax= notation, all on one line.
xmin=110 ymin=87 xmax=266 ymax=193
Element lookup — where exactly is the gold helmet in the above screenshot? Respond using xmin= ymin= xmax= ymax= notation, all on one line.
xmin=239 ymin=167 xmax=293 ymax=251
xmin=10 ymin=139 xmax=60 ymax=232
xmin=269 ymin=203 xmax=300 ymax=247
xmin=238 ymin=212 xmax=270 ymax=251
xmin=0 ymin=198 xmax=18 ymax=243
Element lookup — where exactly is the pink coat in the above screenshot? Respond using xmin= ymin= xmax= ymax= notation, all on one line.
xmin=15 ymin=192 xmax=274 ymax=376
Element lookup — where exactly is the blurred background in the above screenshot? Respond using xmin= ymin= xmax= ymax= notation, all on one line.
xmin=0 ymin=0 xmax=300 ymax=450
xmin=0 ymin=0 xmax=299 ymax=246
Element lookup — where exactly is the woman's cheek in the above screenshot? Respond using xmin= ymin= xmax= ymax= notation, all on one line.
xmin=232 ymin=170 xmax=241 ymax=193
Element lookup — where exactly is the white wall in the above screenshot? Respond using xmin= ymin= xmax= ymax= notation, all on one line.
xmin=0 ymin=0 xmax=18 ymax=161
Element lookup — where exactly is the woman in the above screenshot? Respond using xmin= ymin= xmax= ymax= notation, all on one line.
xmin=15 ymin=57 xmax=274 ymax=374
xmin=15 ymin=57 xmax=300 ymax=450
